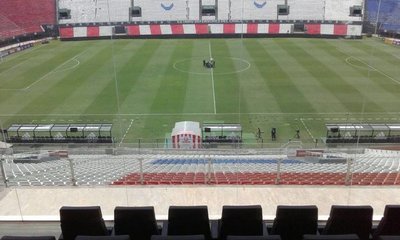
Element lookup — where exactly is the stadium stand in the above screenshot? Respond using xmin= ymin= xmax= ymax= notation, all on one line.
xmin=0 ymin=15 xmax=25 ymax=40
xmin=324 ymin=0 xmax=363 ymax=21
xmin=284 ymin=0 xmax=324 ymax=21
xmin=0 ymin=0 xmax=56 ymax=41
xmin=58 ymin=0 xmax=131 ymax=24
xmin=57 ymin=0 xmax=364 ymax=39
xmin=0 ymin=0 xmax=400 ymax=238
xmin=135 ymin=0 xmax=199 ymax=22
xmin=217 ymin=0 xmax=362 ymax=22
xmin=2 ymin=149 xmax=400 ymax=187
xmin=366 ymin=0 xmax=400 ymax=33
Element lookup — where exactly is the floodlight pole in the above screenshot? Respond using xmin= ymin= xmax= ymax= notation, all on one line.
xmin=68 ymin=158 xmax=77 ymax=186
xmin=0 ymin=158 xmax=8 ymax=188
xmin=139 ymin=157 xmax=144 ymax=185
xmin=374 ymin=0 xmax=382 ymax=35
xmin=345 ymin=157 xmax=353 ymax=185
xmin=207 ymin=156 xmax=212 ymax=184
xmin=0 ymin=119 xmax=6 ymax=143
xmin=275 ymin=158 xmax=281 ymax=184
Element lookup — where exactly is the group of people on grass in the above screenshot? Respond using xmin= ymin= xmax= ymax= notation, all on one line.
xmin=203 ymin=58 xmax=215 ymax=68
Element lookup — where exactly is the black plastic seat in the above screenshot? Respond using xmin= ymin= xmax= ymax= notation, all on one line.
xmin=303 ymin=234 xmax=360 ymax=240
xmin=321 ymin=205 xmax=373 ymax=240
xmin=165 ymin=206 xmax=212 ymax=240
xmin=1 ymin=237 xmax=56 ymax=240
xmin=218 ymin=205 xmax=267 ymax=240
xmin=373 ymin=205 xmax=400 ymax=240
xmin=227 ymin=236 xmax=281 ymax=240
xmin=270 ymin=205 xmax=318 ymax=240
xmin=378 ymin=236 xmax=400 ymax=240
xmin=75 ymin=236 xmax=130 ymax=240
xmin=114 ymin=206 xmax=160 ymax=240
xmin=152 ymin=235 xmax=205 ymax=240
xmin=59 ymin=206 xmax=109 ymax=240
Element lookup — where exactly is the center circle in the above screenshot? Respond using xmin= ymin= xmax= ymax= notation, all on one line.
xmin=173 ymin=57 xmax=251 ymax=75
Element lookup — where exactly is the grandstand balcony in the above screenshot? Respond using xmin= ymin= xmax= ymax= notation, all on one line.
xmin=57 ymin=0 xmax=363 ymax=25
xmin=0 ymin=0 xmax=56 ymax=41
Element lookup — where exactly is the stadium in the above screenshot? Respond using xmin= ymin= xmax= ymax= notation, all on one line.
xmin=0 ymin=0 xmax=400 ymax=239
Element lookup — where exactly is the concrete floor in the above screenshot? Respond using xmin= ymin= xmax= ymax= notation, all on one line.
xmin=1 ymin=185 xmax=400 ymax=221
xmin=1 ymin=185 xmax=400 ymax=237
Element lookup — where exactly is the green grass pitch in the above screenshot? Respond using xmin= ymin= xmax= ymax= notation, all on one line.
xmin=0 ymin=37 xmax=400 ymax=147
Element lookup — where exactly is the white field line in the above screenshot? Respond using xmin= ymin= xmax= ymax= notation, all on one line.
xmin=344 ymin=57 xmax=372 ymax=71
xmin=346 ymin=56 xmax=400 ymax=85
xmin=119 ymin=119 xmax=134 ymax=146
xmin=1 ymin=112 xmax=400 ymax=117
xmin=209 ymin=41 xmax=217 ymax=114
xmin=353 ymin=56 xmax=400 ymax=85
xmin=52 ymin=59 xmax=80 ymax=73
xmin=0 ymin=48 xmax=88 ymax=91
xmin=300 ymin=118 xmax=315 ymax=140
xmin=23 ymin=49 xmax=88 ymax=90
xmin=337 ymin=48 xmax=400 ymax=85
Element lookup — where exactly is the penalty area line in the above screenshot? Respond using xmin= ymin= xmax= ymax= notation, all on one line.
xmin=337 ymin=48 xmax=400 ymax=85
xmin=300 ymin=118 xmax=315 ymax=141
xmin=0 ymin=48 xmax=88 ymax=91
xmin=119 ymin=119 xmax=134 ymax=146
xmin=23 ymin=48 xmax=89 ymax=90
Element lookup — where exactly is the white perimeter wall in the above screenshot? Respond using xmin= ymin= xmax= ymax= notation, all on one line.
xmin=58 ymin=0 xmax=364 ymax=24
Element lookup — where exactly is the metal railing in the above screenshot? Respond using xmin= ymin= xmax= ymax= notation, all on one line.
xmin=2 ymin=144 xmax=399 ymax=188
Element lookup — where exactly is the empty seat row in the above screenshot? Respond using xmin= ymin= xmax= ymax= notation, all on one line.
xmin=54 ymin=205 xmax=400 ymax=240
xmin=3 ymin=235 xmax=400 ymax=240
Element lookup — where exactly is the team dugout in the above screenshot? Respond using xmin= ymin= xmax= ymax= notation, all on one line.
xmin=202 ymin=123 xmax=242 ymax=144
xmin=5 ymin=123 xmax=112 ymax=143
xmin=326 ymin=123 xmax=400 ymax=143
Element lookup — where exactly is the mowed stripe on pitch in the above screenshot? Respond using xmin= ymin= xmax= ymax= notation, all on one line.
xmin=301 ymin=39 xmax=397 ymax=105
xmin=265 ymin=39 xmax=349 ymax=113
xmin=226 ymin=39 xmax=281 ymax=114
xmin=245 ymin=39 xmax=317 ymax=113
xmin=182 ymin=40 xmax=214 ymax=114
xmin=56 ymin=40 xmax=134 ymax=115
xmin=81 ymin=40 xmax=160 ymax=115
xmin=211 ymin=39 xmax=242 ymax=113
xmin=284 ymin=39 xmax=385 ymax=113
xmin=13 ymin=43 xmax=114 ymax=116
xmin=0 ymin=43 xmax=88 ymax=89
xmin=0 ymin=42 xmax=98 ymax=116
xmin=319 ymin=39 xmax=400 ymax=109
xmin=148 ymin=40 xmax=191 ymax=113
xmin=140 ymin=40 xmax=194 ymax=138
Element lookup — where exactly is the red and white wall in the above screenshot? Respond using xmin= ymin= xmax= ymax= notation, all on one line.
xmin=59 ymin=23 xmax=362 ymax=39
